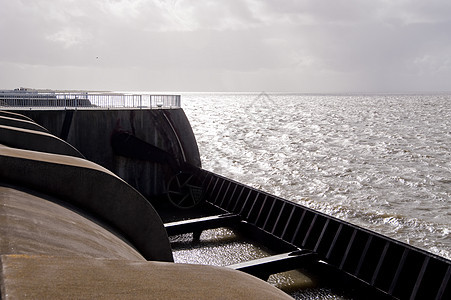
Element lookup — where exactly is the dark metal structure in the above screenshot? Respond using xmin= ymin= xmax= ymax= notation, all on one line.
xmin=103 ymin=114 xmax=450 ymax=299
xmin=164 ymin=168 xmax=451 ymax=300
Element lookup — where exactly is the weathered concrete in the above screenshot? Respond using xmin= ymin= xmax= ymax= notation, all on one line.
xmin=0 ymin=145 xmax=173 ymax=262
xmin=0 ymin=186 xmax=145 ymax=260
xmin=0 ymin=108 xmax=296 ymax=299
xmin=12 ymin=109 xmax=201 ymax=197
xmin=0 ymin=115 xmax=48 ymax=132
xmin=0 ymin=125 xmax=84 ymax=158
xmin=0 ymin=255 xmax=292 ymax=299
xmin=0 ymin=110 xmax=33 ymax=121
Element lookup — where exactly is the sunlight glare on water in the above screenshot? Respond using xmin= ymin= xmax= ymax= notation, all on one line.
xmin=170 ymin=228 xmax=350 ymax=299
xmin=182 ymin=92 xmax=451 ymax=259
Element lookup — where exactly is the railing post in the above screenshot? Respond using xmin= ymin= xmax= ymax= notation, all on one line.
xmin=0 ymin=91 xmax=181 ymax=110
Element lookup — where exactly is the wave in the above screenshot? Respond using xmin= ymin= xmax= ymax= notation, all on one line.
xmin=182 ymin=92 xmax=451 ymax=259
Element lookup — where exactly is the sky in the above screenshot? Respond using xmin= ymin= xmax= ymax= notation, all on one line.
xmin=1 ymin=0 xmax=451 ymax=93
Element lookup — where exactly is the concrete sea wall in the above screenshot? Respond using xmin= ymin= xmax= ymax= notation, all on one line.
xmin=17 ymin=109 xmax=201 ymax=198
xmin=0 ymin=109 xmax=292 ymax=299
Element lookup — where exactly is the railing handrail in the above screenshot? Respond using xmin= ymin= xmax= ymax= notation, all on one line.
xmin=0 ymin=92 xmax=181 ymax=110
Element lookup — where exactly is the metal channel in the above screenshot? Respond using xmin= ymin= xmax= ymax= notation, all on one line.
xmin=198 ymin=169 xmax=451 ymax=299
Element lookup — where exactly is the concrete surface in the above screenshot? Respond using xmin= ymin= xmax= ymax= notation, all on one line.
xmin=0 ymin=125 xmax=84 ymax=158
xmin=0 ymin=110 xmax=33 ymax=121
xmin=0 ymin=145 xmax=173 ymax=262
xmin=0 ymin=255 xmax=293 ymax=299
xmin=0 ymin=185 xmax=145 ymax=260
xmin=0 ymin=109 xmax=296 ymax=299
xmin=0 ymin=115 xmax=48 ymax=132
xmin=12 ymin=109 xmax=201 ymax=197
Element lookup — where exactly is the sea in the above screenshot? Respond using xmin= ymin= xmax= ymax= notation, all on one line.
xmin=180 ymin=92 xmax=451 ymax=260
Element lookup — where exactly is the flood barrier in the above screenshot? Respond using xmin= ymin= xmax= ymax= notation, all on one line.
xmin=193 ymin=169 xmax=451 ymax=300
xmin=0 ymin=92 xmax=181 ymax=109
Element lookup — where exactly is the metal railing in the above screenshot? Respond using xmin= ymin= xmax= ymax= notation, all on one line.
xmin=0 ymin=92 xmax=181 ymax=110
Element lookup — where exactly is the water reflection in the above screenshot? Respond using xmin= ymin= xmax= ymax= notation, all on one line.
xmin=171 ymin=228 xmax=350 ymax=299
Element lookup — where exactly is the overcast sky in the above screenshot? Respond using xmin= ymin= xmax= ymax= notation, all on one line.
xmin=1 ymin=0 xmax=450 ymax=93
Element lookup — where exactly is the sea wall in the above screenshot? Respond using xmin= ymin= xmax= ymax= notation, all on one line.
xmin=15 ymin=109 xmax=201 ymax=198
xmin=0 ymin=109 xmax=292 ymax=299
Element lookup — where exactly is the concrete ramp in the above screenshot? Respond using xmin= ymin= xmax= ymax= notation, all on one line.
xmin=0 ymin=186 xmax=145 ymax=260
xmin=0 ymin=107 xmax=298 ymax=298
xmin=0 ymin=145 xmax=173 ymax=262
xmin=0 ymin=125 xmax=84 ymax=158
xmin=0 ymin=110 xmax=33 ymax=121
xmin=0 ymin=115 xmax=48 ymax=133
xmin=0 ymin=255 xmax=292 ymax=299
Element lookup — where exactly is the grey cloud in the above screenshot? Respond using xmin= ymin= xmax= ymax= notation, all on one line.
xmin=1 ymin=0 xmax=451 ymax=92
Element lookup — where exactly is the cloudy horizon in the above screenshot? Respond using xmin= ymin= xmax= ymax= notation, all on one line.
xmin=1 ymin=0 xmax=451 ymax=93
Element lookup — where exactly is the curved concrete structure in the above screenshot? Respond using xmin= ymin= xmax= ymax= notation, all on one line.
xmin=0 ymin=115 xmax=48 ymax=133
xmin=0 ymin=185 xmax=145 ymax=260
xmin=0 ymin=109 xmax=293 ymax=299
xmin=14 ymin=109 xmax=201 ymax=197
xmin=1 ymin=255 xmax=292 ymax=299
xmin=0 ymin=110 xmax=33 ymax=121
xmin=0 ymin=145 xmax=173 ymax=262
xmin=0 ymin=125 xmax=84 ymax=158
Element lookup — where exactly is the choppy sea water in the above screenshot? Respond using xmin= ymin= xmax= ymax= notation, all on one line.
xmin=181 ymin=92 xmax=451 ymax=260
